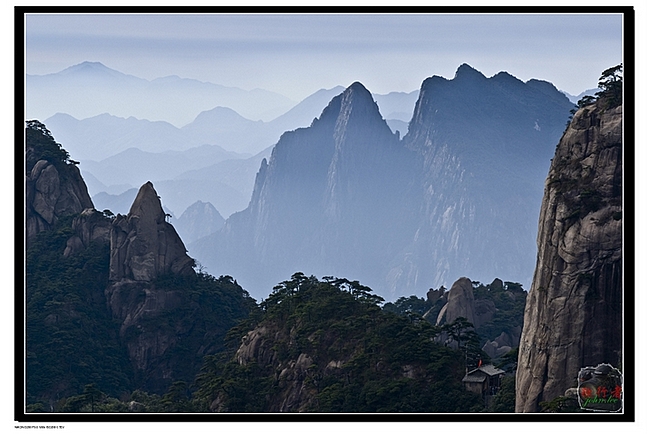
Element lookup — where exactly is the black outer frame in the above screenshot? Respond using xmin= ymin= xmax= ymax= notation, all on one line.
xmin=15 ymin=5 xmax=635 ymax=424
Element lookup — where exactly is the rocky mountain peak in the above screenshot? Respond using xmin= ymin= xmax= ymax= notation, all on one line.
xmin=341 ymin=81 xmax=374 ymax=105
xmin=127 ymin=181 xmax=166 ymax=225
xmin=174 ymin=200 xmax=225 ymax=245
xmin=454 ymin=63 xmax=486 ymax=80
xmin=313 ymin=81 xmax=389 ymax=135
xmin=105 ymin=182 xmax=197 ymax=388
xmin=109 ymin=181 xmax=194 ymax=282
xmin=25 ymin=121 xmax=94 ymax=245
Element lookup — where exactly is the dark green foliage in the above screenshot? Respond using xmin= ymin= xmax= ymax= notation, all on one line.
xmin=56 ymin=383 xmax=131 ymax=413
xmin=564 ymin=64 xmax=622 ymax=130
xmin=26 ymin=216 xmax=133 ymax=407
xmin=383 ymin=295 xmax=434 ymax=317
xmin=539 ymin=395 xmax=582 ymax=413
xmin=193 ymin=273 xmax=482 ymax=412
xmin=595 ymin=64 xmax=622 ymax=109
xmin=577 ymin=95 xmax=596 ymax=107
xmin=439 ymin=317 xmax=491 ymax=371
xmin=383 ymin=288 xmax=448 ymax=324
xmin=491 ymin=375 xmax=516 ymax=412
xmin=193 ymin=360 xmax=274 ymax=412
xmin=25 ymin=120 xmax=70 ymax=173
xmin=496 ymin=347 xmax=519 ymax=373
xmin=131 ymin=273 xmax=257 ymax=391
xmin=158 ymin=381 xmax=195 ymax=412
xmin=26 ymin=213 xmax=256 ymax=411
xmin=471 ymin=280 xmax=527 ymax=345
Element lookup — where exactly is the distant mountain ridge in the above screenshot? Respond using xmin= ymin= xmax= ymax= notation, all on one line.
xmin=395 ymin=63 xmax=574 ymax=294
xmin=42 ymin=78 xmax=418 ymax=220
xmin=191 ymin=64 xmax=575 ymax=301
xmin=27 ymin=61 xmax=296 ymax=126
xmin=44 ymin=84 xmax=416 ymax=159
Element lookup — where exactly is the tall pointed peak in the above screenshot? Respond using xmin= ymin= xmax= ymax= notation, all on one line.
xmin=317 ymin=81 xmax=382 ymax=126
xmin=336 ymin=81 xmax=382 ymax=116
xmin=454 ymin=63 xmax=486 ymax=80
xmin=341 ymin=81 xmax=375 ymax=104
xmin=128 ymin=181 xmax=165 ymax=222
xmin=346 ymin=81 xmax=370 ymax=93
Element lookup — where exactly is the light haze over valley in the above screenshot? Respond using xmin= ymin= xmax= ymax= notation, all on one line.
xmin=25 ymin=12 xmax=623 ymax=302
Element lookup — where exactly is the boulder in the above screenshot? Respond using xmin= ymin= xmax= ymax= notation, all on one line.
xmin=443 ymin=277 xmax=475 ymax=325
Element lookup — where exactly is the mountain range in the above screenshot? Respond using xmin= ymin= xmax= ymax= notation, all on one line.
xmin=38 ymin=63 xmax=419 ymax=220
xmin=27 ymin=61 xmax=296 ymax=126
xmin=190 ymin=64 xmax=576 ymax=301
xmin=22 ymin=60 xmax=625 ymax=415
xmin=27 ymin=61 xmax=577 ymax=302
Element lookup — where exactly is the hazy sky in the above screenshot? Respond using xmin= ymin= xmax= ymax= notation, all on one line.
xmin=24 ymin=12 xmax=623 ymax=101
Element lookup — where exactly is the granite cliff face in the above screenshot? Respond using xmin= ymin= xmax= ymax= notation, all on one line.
xmin=25 ymin=121 xmax=94 ymax=246
xmin=62 ymin=208 xmax=112 ymax=257
xmin=105 ymin=181 xmax=197 ymax=389
xmin=26 ymin=122 xmax=255 ymax=404
xmin=109 ymin=181 xmax=194 ymax=282
xmin=436 ymin=277 xmax=476 ymax=325
xmin=515 ymin=99 xmax=622 ymax=412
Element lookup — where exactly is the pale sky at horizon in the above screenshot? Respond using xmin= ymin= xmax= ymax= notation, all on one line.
xmin=24 ymin=12 xmax=624 ymax=101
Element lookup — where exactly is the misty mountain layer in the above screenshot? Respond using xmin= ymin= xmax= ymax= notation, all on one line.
xmin=191 ymin=65 xmax=575 ymax=301
xmin=27 ymin=61 xmax=296 ymax=126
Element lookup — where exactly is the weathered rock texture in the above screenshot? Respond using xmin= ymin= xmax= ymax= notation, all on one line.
xmin=109 ymin=181 xmax=194 ymax=282
xmin=63 ymin=208 xmax=112 ymax=257
xmin=438 ymin=277 xmax=475 ymax=325
xmin=436 ymin=277 xmax=498 ymax=329
xmin=229 ymin=324 xmax=321 ymax=412
xmin=26 ymin=159 xmax=93 ymax=245
xmin=105 ymin=181 xmax=196 ymax=390
xmin=515 ymin=100 xmax=622 ymax=412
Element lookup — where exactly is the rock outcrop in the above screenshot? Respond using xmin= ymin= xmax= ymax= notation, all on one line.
xmin=231 ymin=324 xmax=320 ymax=412
xmin=25 ymin=119 xmax=112 ymax=260
xmin=439 ymin=277 xmax=475 ymax=325
xmin=26 ymin=154 xmax=93 ymax=246
xmin=515 ymin=99 xmax=622 ymax=412
xmin=436 ymin=277 xmax=499 ymax=329
xmin=109 ymin=181 xmax=194 ymax=282
xmin=105 ymin=182 xmax=196 ymax=390
xmin=62 ymin=208 xmax=112 ymax=257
